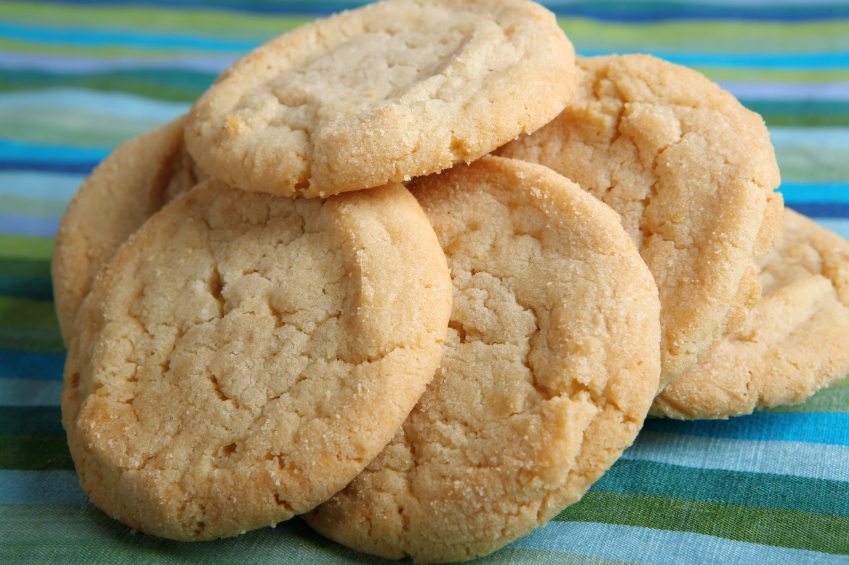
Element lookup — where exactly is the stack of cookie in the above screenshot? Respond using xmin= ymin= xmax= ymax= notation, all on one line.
xmin=53 ymin=0 xmax=849 ymax=562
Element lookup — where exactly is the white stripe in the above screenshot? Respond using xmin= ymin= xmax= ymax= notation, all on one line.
xmin=0 ymin=378 xmax=62 ymax=406
xmin=768 ymin=126 xmax=849 ymax=148
xmin=512 ymin=522 xmax=847 ymax=565
xmin=0 ymin=88 xmax=189 ymax=121
xmin=623 ymin=431 xmax=849 ymax=482
xmin=0 ymin=171 xmax=84 ymax=200
xmin=812 ymin=219 xmax=849 ymax=240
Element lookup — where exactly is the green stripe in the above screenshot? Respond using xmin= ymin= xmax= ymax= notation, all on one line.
xmin=0 ymin=296 xmax=58 ymax=328
xmin=0 ymin=194 xmax=67 ymax=218
xmin=0 ymin=1 xmax=310 ymax=42
xmin=774 ymin=146 xmax=849 ymax=182
xmin=0 ymin=37 xmax=225 ymax=58
xmin=0 ymin=107 xmax=169 ymax=148
xmin=698 ymin=68 xmax=849 ymax=84
xmin=560 ymin=18 xmax=849 ymax=54
xmin=0 ymin=257 xmax=52 ymax=278
xmin=0 ymin=69 xmax=215 ymax=104
xmin=598 ymin=459 xmax=849 ymax=517
xmin=0 ymin=326 xmax=64 ymax=354
xmin=0 ymin=433 xmax=73 ymax=471
xmin=555 ymin=491 xmax=849 ymax=555
xmin=0 ymin=235 xmax=53 ymax=261
xmin=0 ymin=406 xmax=64 ymax=436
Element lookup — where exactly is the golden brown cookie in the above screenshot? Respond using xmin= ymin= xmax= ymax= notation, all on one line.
xmin=52 ymin=115 xmax=208 ymax=345
xmin=653 ymin=209 xmax=849 ymax=419
xmin=304 ymin=156 xmax=661 ymax=563
xmin=61 ymin=180 xmax=452 ymax=541
xmin=497 ymin=54 xmax=783 ymax=390
xmin=185 ymin=0 xmax=576 ymax=198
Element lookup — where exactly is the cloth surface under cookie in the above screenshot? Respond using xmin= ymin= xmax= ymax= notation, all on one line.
xmin=185 ymin=0 xmax=576 ymax=198
xmin=305 ymin=156 xmax=661 ymax=563
xmin=61 ymin=180 xmax=452 ymax=540
xmin=497 ymin=54 xmax=783 ymax=390
xmin=653 ymin=208 xmax=849 ymax=419
xmin=51 ymin=115 xmax=207 ymax=346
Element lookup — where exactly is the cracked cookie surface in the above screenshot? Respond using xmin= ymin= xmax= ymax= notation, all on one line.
xmin=497 ymin=54 xmax=782 ymax=389
xmin=185 ymin=0 xmax=575 ymax=198
xmin=52 ymin=115 xmax=208 ymax=345
xmin=653 ymin=209 xmax=849 ymax=419
xmin=61 ymin=180 xmax=452 ymax=540
xmin=304 ymin=156 xmax=661 ymax=563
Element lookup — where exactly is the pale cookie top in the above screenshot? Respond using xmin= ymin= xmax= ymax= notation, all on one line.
xmin=185 ymin=0 xmax=575 ymax=198
xmin=52 ymin=115 xmax=208 ymax=345
xmin=61 ymin=180 xmax=452 ymax=541
xmin=653 ymin=209 xmax=849 ymax=419
xmin=304 ymin=157 xmax=661 ymax=563
xmin=497 ymin=54 xmax=782 ymax=390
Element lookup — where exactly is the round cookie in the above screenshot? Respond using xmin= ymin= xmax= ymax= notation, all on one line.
xmin=52 ymin=115 xmax=208 ymax=345
xmin=185 ymin=0 xmax=576 ymax=198
xmin=304 ymin=156 xmax=661 ymax=563
xmin=653 ymin=209 xmax=849 ymax=419
xmin=496 ymin=54 xmax=783 ymax=390
xmin=61 ymin=180 xmax=453 ymax=541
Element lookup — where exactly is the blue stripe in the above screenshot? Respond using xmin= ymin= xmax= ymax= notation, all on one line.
xmin=0 ymin=139 xmax=110 ymax=162
xmin=0 ymin=348 xmax=65 ymax=381
xmin=0 ymin=88 xmax=189 ymax=122
xmin=785 ymin=203 xmax=849 ymax=218
xmin=720 ymin=81 xmax=849 ymax=102
xmin=578 ymin=50 xmax=849 ymax=70
xmin=643 ymin=412 xmax=849 ymax=446
xmin=0 ymin=471 xmax=88 ymax=505
xmin=0 ymin=160 xmax=98 ymax=174
xmin=0 ymin=172 xmax=83 ymax=200
xmin=0 ymin=377 xmax=62 ymax=406
xmin=0 ymin=214 xmax=59 ymax=238
xmin=778 ymin=182 xmax=849 ymax=204
xmin=510 ymin=522 xmax=848 ymax=565
xmin=0 ymin=22 xmax=257 ymax=53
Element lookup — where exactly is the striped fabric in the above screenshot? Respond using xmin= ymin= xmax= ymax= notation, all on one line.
xmin=1 ymin=1 xmax=848 ymax=563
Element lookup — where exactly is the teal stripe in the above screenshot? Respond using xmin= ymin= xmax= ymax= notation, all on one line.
xmin=0 ymin=193 xmax=67 ymax=217
xmin=0 ymin=378 xmax=62 ymax=406
xmin=0 ymin=471 xmax=88 ymax=505
xmin=0 ymin=406 xmax=63 ymax=436
xmin=0 ymin=274 xmax=53 ymax=301
xmin=770 ymin=126 xmax=849 ymax=148
xmin=623 ymin=432 xmax=849 ymax=482
xmin=596 ymin=459 xmax=849 ymax=517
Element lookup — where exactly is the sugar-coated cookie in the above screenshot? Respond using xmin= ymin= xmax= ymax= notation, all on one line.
xmin=497 ymin=54 xmax=783 ymax=389
xmin=653 ymin=209 xmax=849 ymax=419
xmin=304 ymin=156 xmax=660 ymax=563
xmin=61 ymin=180 xmax=452 ymax=540
xmin=52 ymin=116 xmax=207 ymax=345
xmin=185 ymin=0 xmax=575 ymax=198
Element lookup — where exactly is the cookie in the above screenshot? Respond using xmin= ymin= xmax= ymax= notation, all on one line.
xmin=52 ymin=115 xmax=208 ymax=345
xmin=496 ymin=54 xmax=783 ymax=389
xmin=653 ymin=209 xmax=849 ymax=419
xmin=185 ymin=0 xmax=575 ymax=198
xmin=61 ymin=180 xmax=453 ymax=541
xmin=304 ymin=156 xmax=661 ymax=563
